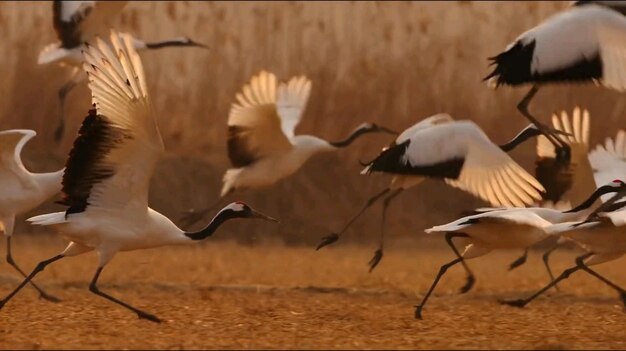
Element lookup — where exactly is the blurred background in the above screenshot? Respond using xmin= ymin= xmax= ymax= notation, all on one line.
xmin=0 ymin=1 xmax=624 ymax=246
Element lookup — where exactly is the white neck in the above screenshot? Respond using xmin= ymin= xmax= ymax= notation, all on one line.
xmin=31 ymin=169 xmax=64 ymax=199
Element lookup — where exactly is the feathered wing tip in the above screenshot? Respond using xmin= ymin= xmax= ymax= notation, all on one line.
xmin=277 ymin=75 xmax=312 ymax=108
xmin=235 ymin=70 xmax=277 ymax=108
xmin=37 ymin=42 xmax=66 ymax=65
xmin=26 ymin=212 xmax=67 ymax=226
xmin=537 ymin=106 xmax=591 ymax=158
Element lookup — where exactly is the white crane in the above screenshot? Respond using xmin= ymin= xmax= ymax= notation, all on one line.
xmin=416 ymin=180 xmax=626 ymax=319
xmin=509 ymin=108 xmax=626 ymax=272
xmin=179 ymin=70 xmax=397 ymax=226
xmin=485 ymin=1 xmax=626 ymax=160
xmin=316 ymin=113 xmax=547 ymax=275
xmin=501 ymin=184 xmax=626 ymax=310
xmin=0 ymin=31 xmax=277 ymax=323
xmin=40 ymin=1 xmax=208 ymax=143
xmin=507 ymin=107 xmax=596 ymax=272
xmin=0 ymin=129 xmax=64 ymax=302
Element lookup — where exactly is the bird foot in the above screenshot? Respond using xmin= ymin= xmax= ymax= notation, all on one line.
xmin=619 ymin=291 xmax=626 ymax=308
xmin=137 ymin=310 xmax=162 ymax=323
xmin=413 ymin=305 xmax=424 ymax=320
xmin=508 ymin=255 xmax=527 ymax=271
xmin=367 ymin=249 xmax=383 ymax=273
xmin=499 ymin=298 xmax=527 ymax=308
xmin=39 ymin=292 xmax=62 ymax=303
xmin=316 ymin=233 xmax=339 ymax=251
xmin=458 ymin=275 xmax=475 ymax=294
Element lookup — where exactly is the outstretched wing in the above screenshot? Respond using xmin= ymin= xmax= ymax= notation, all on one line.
xmin=0 ymin=130 xmax=37 ymax=189
xmin=535 ymin=107 xmax=595 ymax=208
xmin=58 ymin=31 xmax=162 ymax=217
xmin=444 ymin=122 xmax=546 ymax=207
xmin=363 ymin=120 xmax=545 ymax=207
xmin=276 ymin=75 xmax=312 ymax=140
xmin=227 ymin=70 xmax=292 ymax=168
xmin=53 ymin=1 xmax=128 ymax=48
xmin=589 ymin=129 xmax=626 ymax=202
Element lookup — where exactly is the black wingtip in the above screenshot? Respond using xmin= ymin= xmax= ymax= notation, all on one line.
xmin=316 ymin=233 xmax=339 ymax=251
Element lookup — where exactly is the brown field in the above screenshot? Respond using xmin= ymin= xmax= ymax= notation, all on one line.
xmin=1 ymin=235 xmax=626 ymax=350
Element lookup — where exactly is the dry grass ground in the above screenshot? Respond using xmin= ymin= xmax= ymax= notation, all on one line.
xmin=1 ymin=235 xmax=626 ymax=349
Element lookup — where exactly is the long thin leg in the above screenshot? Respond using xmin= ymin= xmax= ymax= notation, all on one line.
xmin=517 ymin=85 xmax=570 ymax=161
xmin=317 ymin=187 xmax=391 ymax=250
xmin=542 ymin=244 xmax=559 ymax=291
xmin=508 ymin=249 xmax=528 ymax=271
xmin=414 ymin=232 xmax=469 ymax=320
xmin=500 ymin=253 xmax=592 ymax=308
xmin=577 ymin=260 xmax=626 ymax=307
xmin=89 ymin=266 xmax=161 ymax=323
xmin=5 ymin=237 xmax=61 ymax=302
xmin=444 ymin=233 xmax=475 ymax=294
xmin=0 ymin=254 xmax=64 ymax=309
xmin=368 ymin=189 xmax=403 ymax=272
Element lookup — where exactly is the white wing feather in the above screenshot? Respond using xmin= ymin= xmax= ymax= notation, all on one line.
xmin=403 ymin=121 xmax=545 ymax=207
xmin=80 ymin=30 xmax=162 ymax=213
xmin=276 ymin=75 xmax=312 ymax=140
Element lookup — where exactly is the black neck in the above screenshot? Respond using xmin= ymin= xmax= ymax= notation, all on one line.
xmin=329 ymin=125 xmax=381 ymax=148
xmin=499 ymin=124 xmax=541 ymax=152
xmin=146 ymin=40 xmax=200 ymax=50
xmin=564 ymin=185 xmax=624 ymax=213
xmin=184 ymin=210 xmax=234 ymax=241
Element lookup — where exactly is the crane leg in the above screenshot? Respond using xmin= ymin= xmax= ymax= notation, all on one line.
xmin=316 ymin=187 xmax=390 ymax=250
xmin=89 ymin=266 xmax=161 ymax=323
xmin=500 ymin=252 xmax=592 ymax=308
xmin=508 ymin=248 xmax=528 ymax=271
xmin=414 ymin=232 xmax=469 ymax=320
xmin=577 ymin=258 xmax=626 ymax=308
xmin=0 ymin=254 xmax=65 ymax=309
xmin=517 ymin=85 xmax=570 ymax=162
xmin=542 ymin=243 xmax=560 ymax=292
xmin=5 ymin=237 xmax=61 ymax=302
xmin=368 ymin=189 xmax=403 ymax=273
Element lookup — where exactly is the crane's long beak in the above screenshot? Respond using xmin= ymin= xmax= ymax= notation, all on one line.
xmin=252 ymin=210 xmax=280 ymax=223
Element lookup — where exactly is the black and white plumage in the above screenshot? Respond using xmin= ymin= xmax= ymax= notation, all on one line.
xmin=417 ymin=180 xmax=626 ymax=319
xmin=502 ymin=180 xmax=626 ymax=311
xmin=39 ymin=1 xmax=208 ymax=143
xmin=179 ymin=70 xmax=396 ymax=227
xmin=485 ymin=1 xmax=626 ymax=160
xmin=509 ymin=107 xmax=626 ymax=272
xmin=316 ymin=113 xmax=546 ymax=272
xmin=0 ymin=31 xmax=277 ymax=323
xmin=0 ymin=130 xmax=64 ymax=302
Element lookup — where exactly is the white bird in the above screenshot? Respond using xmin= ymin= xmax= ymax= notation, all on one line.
xmin=40 ymin=1 xmax=208 ymax=143
xmin=507 ymin=107 xmax=596 ymax=271
xmin=0 ymin=130 xmax=64 ymax=302
xmin=416 ymin=179 xmax=626 ymax=319
xmin=510 ymin=107 xmax=626 ymax=271
xmin=502 ymin=182 xmax=626 ymax=310
xmin=316 ymin=113 xmax=546 ymax=274
xmin=0 ymin=31 xmax=277 ymax=323
xmin=180 ymin=70 xmax=396 ymax=226
xmin=485 ymin=1 xmax=626 ymax=159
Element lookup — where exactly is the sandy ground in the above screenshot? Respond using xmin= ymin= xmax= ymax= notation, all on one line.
xmin=1 ymin=234 xmax=626 ymax=350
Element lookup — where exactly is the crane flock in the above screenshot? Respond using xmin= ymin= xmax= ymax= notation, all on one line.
xmin=2 ymin=0 xmax=626 ymax=324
